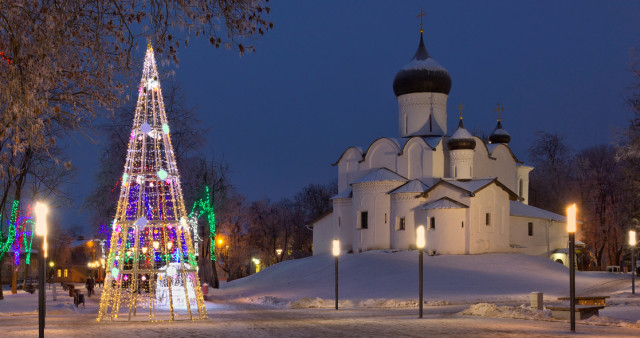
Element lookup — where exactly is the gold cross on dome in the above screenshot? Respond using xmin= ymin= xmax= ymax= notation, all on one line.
xmin=494 ymin=102 xmax=504 ymax=121
xmin=417 ymin=8 xmax=426 ymax=34
xmin=457 ymin=103 xmax=464 ymax=119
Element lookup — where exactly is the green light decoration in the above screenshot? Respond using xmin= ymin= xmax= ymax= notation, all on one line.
xmin=189 ymin=186 xmax=216 ymax=261
xmin=162 ymin=123 xmax=170 ymax=134
xmin=0 ymin=200 xmax=18 ymax=259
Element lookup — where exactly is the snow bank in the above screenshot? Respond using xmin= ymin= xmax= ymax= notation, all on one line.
xmin=214 ymin=251 xmax=624 ymax=305
xmin=461 ymin=303 xmax=551 ymax=320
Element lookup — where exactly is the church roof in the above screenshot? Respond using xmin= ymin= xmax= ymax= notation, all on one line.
xmin=447 ymin=118 xmax=476 ymax=150
xmin=488 ymin=120 xmax=511 ymax=144
xmin=423 ymin=177 xmax=519 ymax=200
xmin=442 ymin=178 xmax=496 ymax=194
xmin=509 ymin=201 xmax=566 ymax=222
xmin=423 ymin=136 xmax=444 ymax=150
xmin=352 ymin=167 xmax=407 ymax=184
xmin=481 ymin=142 xmax=523 ymax=164
xmin=392 ymin=33 xmax=452 ymax=96
xmin=420 ymin=197 xmax=468 ymax=210
xmin=331 ymin=186 xmax=353 ymax=200
xmin=389 ymin=179 xmax=429 ymax=194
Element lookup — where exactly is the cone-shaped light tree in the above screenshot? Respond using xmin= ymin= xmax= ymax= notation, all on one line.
xmin=97 ymin=44 xmax=206 ymax=322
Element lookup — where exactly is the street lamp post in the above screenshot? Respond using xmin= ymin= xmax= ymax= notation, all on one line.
xmin=416 ymin=225 xmax=425 ymax=318
xmin=332 ymin=239 xmax=340 ymax=310
xmin=35 ymin=202 xmax=48 ymax=338
xmin=567 ymin=204 xmax=577 ymax=332
xmin=630 ymin=230 xmax=636 ymax=295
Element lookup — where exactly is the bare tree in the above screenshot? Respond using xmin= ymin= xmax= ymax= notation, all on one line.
xmin=0 ymin=0 xmax=272 ymax=181
xmin=575 ymin=145 xmax=628 ymax=268
xmin=527 ymin=131 xmax=577 ymax=214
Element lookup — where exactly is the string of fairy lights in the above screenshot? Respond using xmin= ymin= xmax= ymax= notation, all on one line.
xmin=189 ymin=186 xmax=216 ymax=260
xmin=97 ymin=43 xmax=207 ymax=322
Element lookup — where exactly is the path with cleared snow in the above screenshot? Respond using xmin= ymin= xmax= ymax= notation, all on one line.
xmin=0 ymin=299 xmax=638 ymax=337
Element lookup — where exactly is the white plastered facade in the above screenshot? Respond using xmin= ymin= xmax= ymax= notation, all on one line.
xmin=312 ymin=36 xmax=567 ymax=259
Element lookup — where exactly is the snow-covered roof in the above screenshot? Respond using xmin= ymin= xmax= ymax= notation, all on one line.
xmin=421 ymin=197 xmax=468 ymax=210
xmin=509 ymin=201 xmax=566 ymax=222
xmin=352 ymin=168 xmax=407 ymax=184
xmin=331 ymin=186 xmax=352 ymax=199
xmin=442 ymin=178 xmax=496 ymax=194
xmin=402 ymin=57 xmax=447 ymax=72
xmin=423 ymin=137 xmax=443 ymax=149
xmin=493 ymin=128 xmax=510 ymax=136
xmin=450 ymin=125 xmax=474 ymax=140
xmin=389 ymin=179 xmax=428 ymax=194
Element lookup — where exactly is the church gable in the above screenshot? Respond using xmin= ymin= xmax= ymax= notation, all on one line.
xmin=362 ymin=137 xmax=402 ymax=170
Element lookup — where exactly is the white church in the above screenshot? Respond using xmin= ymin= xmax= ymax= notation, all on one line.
xmin=312 ymin=31 xmax=569 ymax=260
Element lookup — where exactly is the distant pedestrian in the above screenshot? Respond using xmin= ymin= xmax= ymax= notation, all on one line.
xmin=86 ymin=277 xmax=95 ymax=297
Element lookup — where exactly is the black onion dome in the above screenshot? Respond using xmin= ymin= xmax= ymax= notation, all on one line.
xmin=393 ymin=34 xmax=452 ymax=96
xmin=488 ymin=120 xmax=511 ymax=144
xmin=447 ymin=118 xmax=476 ymax=150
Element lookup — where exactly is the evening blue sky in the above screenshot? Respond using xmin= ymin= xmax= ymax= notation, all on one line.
xmin=62 ymin=1 xmax=640 ymax=231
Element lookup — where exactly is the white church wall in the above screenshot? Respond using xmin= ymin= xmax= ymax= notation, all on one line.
xmin=468 ymin=185 xmax=511 ymax=254
xmin=337 ymin=148 xmax=362 ymax=192
xmin=509 ymin=216 xmax=568 ymax=258
xmin=422 ymin=208 xmax=467 ymax=255
xmin=397 ymin=92 xmax=448 ymax=137
xmin=333 ymin=198 xmax=354 ymax=253
xmin=487 ymin=145 xmax=517 ymax=192
xmin=405 ymin=140 xmax=423 ymax=180
xmin=390 ymin=194 xmax=424 ymax=250
xmin=516 ymin=165 xmax=534 ymax=204
xmin=432 ymin=140 xmax=446 ymax=178
xmin=365 ymin=138 xmax=400 ymax=172
xmin=352 ymin=181 xmax=403 ymax=252
xmin=472 ymin=140 xmax=491 ymax=178
xmin=312 ymin=212 xmax=334 ymax=256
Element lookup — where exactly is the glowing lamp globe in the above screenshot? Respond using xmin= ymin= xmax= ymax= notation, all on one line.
xmin=416 ymin=225 xmax=425 ymax=249
xmin=34 ymin=202 xmax=48 ymax=236
xmin=332 ymin=239 xmax=340 ymax=257
xmin=567 ymin=204 xmax=577 ymax=233
xmin=631 ymin=230 xmax=637 ymax=246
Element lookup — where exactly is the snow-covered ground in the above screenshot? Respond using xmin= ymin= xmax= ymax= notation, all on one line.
xmin=0 ymin=251 xmax=638 ymax=336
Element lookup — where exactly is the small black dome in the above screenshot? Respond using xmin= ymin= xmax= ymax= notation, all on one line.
xmin=393 ymin=34 xmax=452 ymax=97
xmin=488 ymin=120 xmax=511 ymax=144
xmin=447 ymin=118 xmax=476 ymax=150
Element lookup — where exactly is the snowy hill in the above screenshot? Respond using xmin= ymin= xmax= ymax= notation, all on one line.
xmin=212 ymin=251 xmax=628 ymax=306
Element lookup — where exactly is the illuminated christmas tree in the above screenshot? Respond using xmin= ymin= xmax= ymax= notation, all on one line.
xmin=97 ymin=43 xmax=207 ymax=322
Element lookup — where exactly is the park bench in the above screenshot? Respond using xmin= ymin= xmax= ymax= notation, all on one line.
xmin=607 ymin=265 xmax=621 ymax=273
xmin=547 ymin=305 xmax=604 ymax=320
xmin=24 ymin=283 xmax=35 ymax=294
xmin=557 ymin=296 xmax=610 ymax=306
